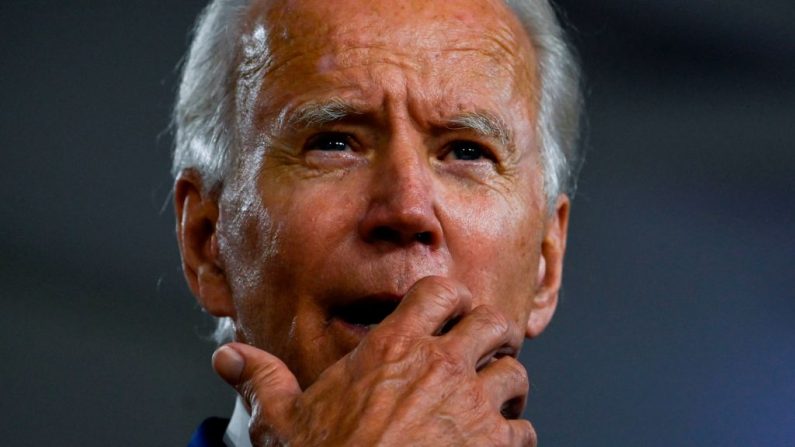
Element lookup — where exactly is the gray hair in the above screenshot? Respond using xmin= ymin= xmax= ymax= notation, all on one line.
xmin=172 ymin=0 xmax=583 ymax=343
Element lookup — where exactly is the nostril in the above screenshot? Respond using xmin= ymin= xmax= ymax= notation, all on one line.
xmin=414 ymin=231 xmax=433 ymax=245
xmin=366 ymin=227 xmax=435 ymax=246
xmin=370 ymin=226 xmax=402 ymax=244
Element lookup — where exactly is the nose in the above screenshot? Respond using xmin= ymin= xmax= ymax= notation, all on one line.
xmin=358 ymin=145 xmax=443 ymax=249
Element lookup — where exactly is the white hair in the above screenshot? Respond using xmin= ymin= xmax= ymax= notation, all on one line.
xmin=505 ymin=0 xmax=584 ymax=207
xmin=172 ymin=0 xmax=583 ymax=343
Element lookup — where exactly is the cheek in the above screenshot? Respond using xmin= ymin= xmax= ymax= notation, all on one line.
xmin=218 ymin=178 xmax=359 ymax=348
xmin=216 ymin=187 xmax=287 ymax=346
xmin=442 ymin=187 xmax=542 ymax=315
xmin=219 ymin=189 xmax=279 ymax=297
xmin=259 ymin=179 xmax=362 ymax=286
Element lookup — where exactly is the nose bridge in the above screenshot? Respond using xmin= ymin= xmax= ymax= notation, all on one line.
xmin=382 ymin=135 xmax=432 ymax=211
xmin=377 ymin=77 xmax=432 ymax=211
xmin=359 ymin=129 xmax=442 ymax=247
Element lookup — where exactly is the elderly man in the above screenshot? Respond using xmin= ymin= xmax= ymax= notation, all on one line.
xmin=174 ymin=0 xmax=581 ymax=445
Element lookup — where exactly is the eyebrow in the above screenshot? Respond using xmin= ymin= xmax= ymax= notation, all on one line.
xmin=275 ymin=100 xmax=514 ymax=150
xmin=279 ymin=98 xmax=362 ymax=132
xmin=445 ymin=111 xmax=513 ymax=149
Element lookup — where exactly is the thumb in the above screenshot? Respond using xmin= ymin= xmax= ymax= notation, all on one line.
xmin=212 ymin=342 xmax=301 ymax=441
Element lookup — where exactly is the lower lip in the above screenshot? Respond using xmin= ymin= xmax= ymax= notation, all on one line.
xmin=328 ymin=317 xmax=373 ymax=351
xmin=332 ymin=317 xmax=372 ymax=335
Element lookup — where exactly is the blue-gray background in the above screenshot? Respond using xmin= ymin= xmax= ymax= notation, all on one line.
xmin=1 ymin=1 xmax=793 ymax=445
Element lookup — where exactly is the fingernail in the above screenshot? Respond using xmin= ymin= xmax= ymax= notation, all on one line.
xmin=212 ymin=345 xmax=245 ymax=385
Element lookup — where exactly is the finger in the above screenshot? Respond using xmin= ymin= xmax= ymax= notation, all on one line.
xmin=478 ymin=356 xmax=530 ymax=419
xmin=376 ymin=276 xmax=472 ymax=337
xmin=506 ymin=418 xmax=537 ymax=447
xmin=212 ymin=343 xmax=301 ymax=439
xmin=442 ymin=304 xmax=523 ymax=369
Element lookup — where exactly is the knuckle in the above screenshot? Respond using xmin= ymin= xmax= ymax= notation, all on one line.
xmin=250 ymin=359 xmax=288 ymax=391
xmin=421 ymin=277 xmax=461 ymax=310
xmin=473 ymin=305 xmax=513 ymax=340
xmin=489 ymin=421 xmax=517 ymax=446
xmin=491 ymin=419 xmax=536 ymax=447
xmin=502 ymin=357 xmax=530 ymax=391
xmin=514 ymin=419 xmax=537 ymax=447
xmin=426 ymin=348 xmax=466 ymax=378
xmin=363 ymin=331 xmax=415 ymax=363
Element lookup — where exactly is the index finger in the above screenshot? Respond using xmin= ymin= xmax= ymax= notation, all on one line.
xmin=375 ymin=276 xmax=472 ymax=337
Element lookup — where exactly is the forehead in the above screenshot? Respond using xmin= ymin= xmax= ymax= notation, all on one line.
xmin=243 ymin=0 xmax=535 ymax=76
xmin=248 ymin=0 xmax=527 ymax=50
xmin=238 ymin=0 xmax=538 ymax=131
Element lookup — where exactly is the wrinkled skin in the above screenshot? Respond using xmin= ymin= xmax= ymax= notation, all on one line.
xmin=175 ymin=0 xmax=570 ymax=445
xmin=215 ymin=277 xmax=535 ymax=445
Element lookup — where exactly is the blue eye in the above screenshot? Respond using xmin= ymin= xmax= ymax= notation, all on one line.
xmin=447 ymin=141 xmax=491 ymax=161
xmin=306 ymin=133 xmax=352 ymax=151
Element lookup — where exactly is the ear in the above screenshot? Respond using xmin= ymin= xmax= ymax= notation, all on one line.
xmin=526 ymin=194 xmax=570 ymax=338
xmin=174 ymin=170 xmax=236 ymax=318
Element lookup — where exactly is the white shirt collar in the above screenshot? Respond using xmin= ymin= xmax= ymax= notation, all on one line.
xmin=223 ymin=397 xmax=253 ymax=447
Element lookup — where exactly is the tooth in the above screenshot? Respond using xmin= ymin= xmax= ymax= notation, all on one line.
xmin=367 ymin=323 xmax=378 ymax=330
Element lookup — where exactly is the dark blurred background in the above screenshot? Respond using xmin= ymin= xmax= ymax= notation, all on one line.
xmin=1 ymin=1 xmax=793 ymax=445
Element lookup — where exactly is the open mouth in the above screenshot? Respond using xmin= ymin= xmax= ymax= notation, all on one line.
xmin=330 ymin=296 xmax=401 ymax=331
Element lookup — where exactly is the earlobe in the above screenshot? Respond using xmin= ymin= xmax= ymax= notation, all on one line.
xmin=526 ymin=195 xmax=570 ymax=338
xmin=174 ymin=171 xmax=236 ymax=318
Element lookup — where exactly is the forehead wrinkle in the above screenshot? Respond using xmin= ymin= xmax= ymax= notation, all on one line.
xmin=250 ymin=0 xmax=529 ymax=74
xmin=241 ymin=0 xmax=539 ymax=144
xmin=242 ymin=0 xmax=535 ymax=80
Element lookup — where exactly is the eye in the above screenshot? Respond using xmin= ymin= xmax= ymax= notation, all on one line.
xmin=305 ymin=132 xmax=353 ymax=152
xmin=443 ymin=140 xmax=493 ymax=162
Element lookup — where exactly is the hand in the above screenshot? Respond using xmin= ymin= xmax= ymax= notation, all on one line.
xmin=212 ymin=276 xmax=536 ymax=446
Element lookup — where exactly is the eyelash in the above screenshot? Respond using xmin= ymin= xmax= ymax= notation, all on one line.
xmin=304 ymin=132 xmax=496 ymax=164
xmin=304 ymin=132 xmax=355 ymax=152
xmin=442 ymin=140 xmax=496 ymax=163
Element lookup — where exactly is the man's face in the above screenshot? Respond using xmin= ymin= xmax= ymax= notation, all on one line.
xmin=210 ymin=0 xmax=566 ymax=388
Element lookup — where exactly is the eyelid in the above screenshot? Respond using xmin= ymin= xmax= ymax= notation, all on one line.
xmin=304 ymin=131 xmax=358 ymax=152
xmin=442 ymin=139 xmax=499 ymax=162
